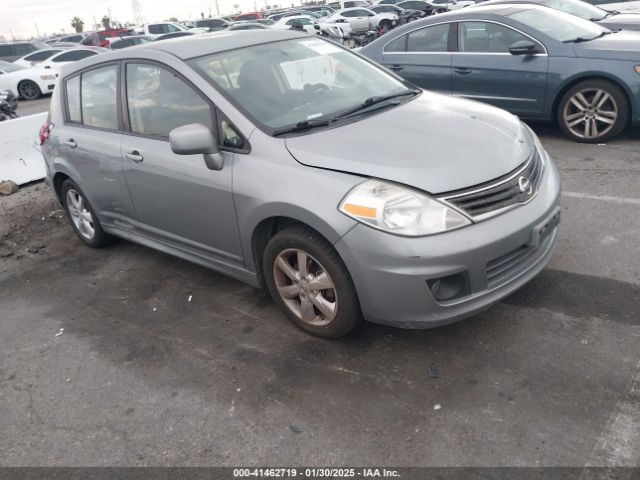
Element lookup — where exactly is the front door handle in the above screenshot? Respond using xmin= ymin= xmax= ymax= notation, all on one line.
xmin=125 ymin=150 xmax=144 ymax=163
xmin=454 ymin=67 xmax=472 ymax=75
xmin=390 ymin=64 xmax=404 ymax=71
xmin=64 ymin=138 xmax=77 ymax=148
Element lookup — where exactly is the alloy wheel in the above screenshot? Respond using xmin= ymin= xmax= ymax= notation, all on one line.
xmin=66 ymin=189 xmax=95 ymax=240
xmin=563 ymin=88 xmax=618 ymax=140
xmin=18 ymin=80 xmax=39 ymax=100
xmin=272 ymin=248 xmax=338 ymax=327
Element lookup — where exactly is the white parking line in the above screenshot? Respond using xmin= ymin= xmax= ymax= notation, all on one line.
xmin=586 ymin=359 xmax=640 ymax=467
xmin=562 ymin=191 xmax=640 ymax=206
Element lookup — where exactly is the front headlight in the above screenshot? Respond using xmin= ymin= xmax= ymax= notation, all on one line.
xmin=339 ymin=179 xmax=472 ymax=236
xmin=40 ymin=75 xmax=56 ymax=80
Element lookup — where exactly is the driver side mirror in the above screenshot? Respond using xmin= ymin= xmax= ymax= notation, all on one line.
xmin=169 ymin=123 xmax=224 ymax=171
xmin=509 ymin=40 xmax=541 ymax=55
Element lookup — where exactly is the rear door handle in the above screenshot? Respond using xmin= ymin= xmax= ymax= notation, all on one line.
xmin=454 ymin=67 xmax=472 ymax=75
xmin=64 ymin=138 xmax=77 ymax=148
xmin=390 ymin=64 xmax=404 ymax=71
xmin=125 ymin=150 xmax=144 ymax=163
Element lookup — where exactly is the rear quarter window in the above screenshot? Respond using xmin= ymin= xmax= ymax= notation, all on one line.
xmin=65 ymin=75 xmax=81 ymax=123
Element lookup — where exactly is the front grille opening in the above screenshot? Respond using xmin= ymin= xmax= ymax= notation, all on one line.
xmin=442 ymin=149 xmax=544 ymax=219
xmin=427 ymin=272 xmax=471 ymax=302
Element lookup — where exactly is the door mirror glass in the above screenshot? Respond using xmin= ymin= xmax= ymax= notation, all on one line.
xmin=509 ymin=40 xmax=540 ymax=55
xmin=169 ymin=123 xmax=224 ymax=170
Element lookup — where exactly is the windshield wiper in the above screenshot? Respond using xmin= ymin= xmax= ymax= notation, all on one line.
xmin=333 ymin=89 xmax=421 ymax=120
xmin=272 ymin=119 xmax=332 ymax=136
xmin=604 ymin=10 xmax=620 ymax=17
xmin=563 ymin=31 xmax=612 ymax=43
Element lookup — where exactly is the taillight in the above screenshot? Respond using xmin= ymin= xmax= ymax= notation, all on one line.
xmin=38 ymin=121 xmax=53 ymax=145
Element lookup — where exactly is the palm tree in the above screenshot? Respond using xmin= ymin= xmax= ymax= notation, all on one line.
xmin=101 ymin=16 xmax=111 ymax=29
xmin=71 ymin=17 xmax=84 ymax=33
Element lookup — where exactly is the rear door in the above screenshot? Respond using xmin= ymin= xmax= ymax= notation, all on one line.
xmin=119 ymin=61 xmax=244 ymax=264
xmin=380 ymin=22 xmax=453 ymax=93
xmin=451 ymin=21 xmax=548 ymax=116
xmin=55 ymin=64 xmax=136 ymax=227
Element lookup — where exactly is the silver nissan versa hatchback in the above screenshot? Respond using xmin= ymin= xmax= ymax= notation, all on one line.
xmin=40 ymin=30 xmax=561 ymax=338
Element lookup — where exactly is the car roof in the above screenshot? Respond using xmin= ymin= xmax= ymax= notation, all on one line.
xmin=131 ymin=29 xmax=309 ymax=59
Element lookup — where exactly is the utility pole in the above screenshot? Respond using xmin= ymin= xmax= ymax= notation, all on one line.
xmin=215 ymin=0 xmax=220 ymax=15
xmin=34 ymin=22 xmax=40 ymax=37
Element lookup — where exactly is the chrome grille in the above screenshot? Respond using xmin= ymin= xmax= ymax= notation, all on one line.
xmin=441 ymin=150 xmax=544 ymax=219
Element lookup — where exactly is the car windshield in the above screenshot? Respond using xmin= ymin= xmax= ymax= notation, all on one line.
xmin=540 ymin=0 xmax=608 ymax=20
xmin=509 ymin=6 xmax=610 ymax=42
xmin=193 ymin=37 xmax=410 ymax=131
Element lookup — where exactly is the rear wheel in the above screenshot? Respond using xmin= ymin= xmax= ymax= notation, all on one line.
xmin=17 ymin=80 xmax=42 ymax=100
xmin=379 ymin=19 xmax=392 ymax=30
xmin=557 ymin=79 xmax=628 ymax=143
xmin=61 ymin=179 xmax=113 ymax=248
xmin=263 ymin=225 xmax=362 ymax=338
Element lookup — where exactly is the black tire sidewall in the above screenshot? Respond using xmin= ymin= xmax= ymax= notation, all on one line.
xmin=263 ymin=226 xmax=362 ymax=338
xmin=61 ymin=179 xmax=111 ymax=248
xmin=19 ymin=80 xmax=41 ymax=100
xmin=557 ymin=79 xmax=628 ymax=143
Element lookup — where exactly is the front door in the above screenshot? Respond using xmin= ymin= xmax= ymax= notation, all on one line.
xmin=451 ymin=21 xmax=548 ymax=117
xmin=381 ymin=22 xmax=453 ymax=93
xmin=120 ymin=62 xmax=243 ymax=266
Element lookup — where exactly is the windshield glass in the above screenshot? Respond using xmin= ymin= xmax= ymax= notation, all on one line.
xmin=509 ymin=6 xmax=609 ymax=41
xmin=193 ymin=37 xmax=409 ymax=131
xmin=541 ymin=0 xmax=607 ymax=20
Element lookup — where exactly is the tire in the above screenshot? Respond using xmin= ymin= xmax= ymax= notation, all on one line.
xmin=557 ymin=79 xmax=628 ymax=143
xmin=61 ymin=179 xmax=113 ymax=248
xmin=379 ymin=19 xmax=392 ymax=30
xmin=263 ymin=225 xmax=362 ymax=338
xmin=17 ymin=80 xmax=42 ymax=100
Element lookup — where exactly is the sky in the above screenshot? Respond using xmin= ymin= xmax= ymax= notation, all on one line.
xmin=1 ymin=0 xmax=294 ymax=40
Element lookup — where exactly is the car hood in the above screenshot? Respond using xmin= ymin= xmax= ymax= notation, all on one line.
xmin=576 ymin=30 xmax=640 ymax=59
xmin=285 ymin=92 xmax=534 ymax=194
xmin=600 ymin=12 xmax=640 ymax=30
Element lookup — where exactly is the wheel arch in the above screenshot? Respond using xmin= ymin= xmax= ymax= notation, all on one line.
xmin=551 ymin=73 xmax=634 ymax=124
xmin=248 ymin=209 xmax=354 ymax=287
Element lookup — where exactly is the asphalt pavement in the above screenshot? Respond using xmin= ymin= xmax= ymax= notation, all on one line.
xmin=0 ymin=98 xmax=638 ymax=467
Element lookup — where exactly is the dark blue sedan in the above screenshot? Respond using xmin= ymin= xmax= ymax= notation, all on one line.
xmin=360 ymin=4 xmax=640 ymax=142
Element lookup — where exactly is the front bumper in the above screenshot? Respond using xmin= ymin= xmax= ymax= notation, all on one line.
xmin=334 ymin=153 xmax=562 ymax=328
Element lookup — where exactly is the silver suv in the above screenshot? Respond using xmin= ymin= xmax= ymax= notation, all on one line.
xmin=41 ymin=30 xmax=561 ymax=338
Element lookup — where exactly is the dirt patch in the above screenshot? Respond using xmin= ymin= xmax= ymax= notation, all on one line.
xmin=0 ymin=181 xmax=65 ymax=256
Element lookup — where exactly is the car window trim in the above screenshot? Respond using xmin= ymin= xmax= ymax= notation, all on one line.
xmin=62 ymin=61 xmax=123 ymax=133
xmin=382 ymin=18 xmax=548 ymax=55
xmin=120 ymin=58 xmax=250 ymax=153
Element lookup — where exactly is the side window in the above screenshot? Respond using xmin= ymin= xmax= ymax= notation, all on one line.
xmin=220 ymin=119 xmax=244 ymax=149
xmin=126 ymin=63 xmax=214 ymax=138
xmin=344 ymin=1 xmax=356 ymax=7
xmin=458 ymin=21 xmax=531 ymax=53
xmin=168 ymin=24 xmax=180 ymax=32
xmin=148 ymin=24 xmax=162 ymax=34
xmin=66 ymin=75 xmax=81 ymax=123
xmin=81 ymin=65 xmax=118 ymax=129
xmin=54 ymin=50 xmax=96 ymax=62
xmin=407 ymin=23 xmax=450 ymax=52
xmin=341 ymin=10 xmax=356 ymax=17
xmin=384 ymin=34 xmax=407 ymax=52
xmin=0 ymin=45 xmax=12 ymax=56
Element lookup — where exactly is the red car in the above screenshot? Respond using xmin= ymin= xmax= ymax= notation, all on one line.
xmin=81 ymin=28 xmax=135 ymax=48
xmin=232 ymin=12 xmax=263 ymax=20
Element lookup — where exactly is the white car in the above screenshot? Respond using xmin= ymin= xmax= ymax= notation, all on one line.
xmin=322 ymin=7 xmax=398 ymax=31
xmin=13 ymin=48 xmax=68 ymax=68
xmin=35 ymin=48 xmax=104 ymax=73
xmin=589 ymin=0 xmax=640 ymax=12
xmin=427 ymin=0 xmax=475 ymax=10
xmin=0 ymin=61 xmax=57 ymax=100
xmin=271 ymin=15 xmax=320 ymax=33
xmin=136 ymin=22 xmax=190 ymax=35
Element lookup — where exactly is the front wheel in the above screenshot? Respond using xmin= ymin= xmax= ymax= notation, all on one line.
xmin=263 ymin=225 xmax=362 ymax=338
xmin=557 ymin=79 xmax=628 ymax=143
xmin=17 ymin=80 xmax=42 ymax=100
